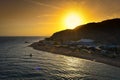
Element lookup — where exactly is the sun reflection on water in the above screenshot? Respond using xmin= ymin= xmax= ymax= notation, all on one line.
xmin=62 ymin=56 xmax=86 ymax=71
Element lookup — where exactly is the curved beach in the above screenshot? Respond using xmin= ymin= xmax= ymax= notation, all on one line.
xmin=30 ymin=41 xmax=120 ymax=68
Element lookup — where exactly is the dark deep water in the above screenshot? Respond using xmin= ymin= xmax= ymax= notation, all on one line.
xmin=0 ymin=37 xmax=120 ymax=80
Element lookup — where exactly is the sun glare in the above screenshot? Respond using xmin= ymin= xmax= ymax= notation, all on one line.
xmin=64 ymin=12 xmax=82 ymax=29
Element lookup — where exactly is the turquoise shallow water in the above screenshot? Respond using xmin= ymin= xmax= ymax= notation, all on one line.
xmin=0 ymin=37 xmax=120 ymax=80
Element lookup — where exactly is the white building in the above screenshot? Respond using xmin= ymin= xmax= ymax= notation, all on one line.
xmin=76 ymin=39 xmax=94 ymax=46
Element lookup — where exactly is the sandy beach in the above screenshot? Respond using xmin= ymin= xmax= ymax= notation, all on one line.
xmin=30 ymin=42 xmax=120 ymax=68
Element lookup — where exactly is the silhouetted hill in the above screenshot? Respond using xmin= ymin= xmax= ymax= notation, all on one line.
xmin=49 ymin=18 xmax=120 ymax=44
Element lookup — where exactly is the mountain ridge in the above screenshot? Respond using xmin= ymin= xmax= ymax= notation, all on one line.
xmin=49 ymin=18 xmax=120 ymax=44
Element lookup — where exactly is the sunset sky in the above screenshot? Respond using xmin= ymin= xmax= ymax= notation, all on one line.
xmin=0 ymin=0 xmax=120 ymax=36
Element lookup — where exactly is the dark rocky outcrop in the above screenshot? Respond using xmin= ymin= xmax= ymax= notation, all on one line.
xmin=49 ymin=18 xmax=120 ymax=44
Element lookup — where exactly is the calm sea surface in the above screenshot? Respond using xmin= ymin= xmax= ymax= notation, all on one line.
xmin=0 ymin=37 xmax=120 ymax=80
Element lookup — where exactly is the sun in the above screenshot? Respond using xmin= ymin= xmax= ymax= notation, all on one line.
xmin=64 ymin=12 xmax=82 ymax=29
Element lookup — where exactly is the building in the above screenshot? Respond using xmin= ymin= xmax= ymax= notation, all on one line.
xmin=76 ymin=39 xmax=94 ymax=46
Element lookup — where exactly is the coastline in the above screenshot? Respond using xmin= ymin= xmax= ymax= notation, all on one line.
xmin=30 ymin=42 xmax=120 ymax=68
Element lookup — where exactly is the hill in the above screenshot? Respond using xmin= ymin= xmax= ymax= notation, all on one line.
xmin=48 ymin=18 xmax=120 ymax=44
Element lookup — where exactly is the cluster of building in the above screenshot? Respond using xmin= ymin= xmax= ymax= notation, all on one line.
xmin=40 ymin=38 xmax=120 ymax=58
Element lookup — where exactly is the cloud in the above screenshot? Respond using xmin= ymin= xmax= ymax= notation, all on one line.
xmin=37 ymin=14 xmax=58 ymax=18
xmin=24 ymin=0 xmax=61 ymax=10
xmin=37 ymin=21 xmax=59 ymax=24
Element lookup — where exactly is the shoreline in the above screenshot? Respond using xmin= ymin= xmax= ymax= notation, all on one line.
xmin=30 ymin=42 xmax=120 ymax=68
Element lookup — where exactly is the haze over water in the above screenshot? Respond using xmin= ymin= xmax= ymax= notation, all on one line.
xmin=0 ymin=37 xmax=120 ymax=80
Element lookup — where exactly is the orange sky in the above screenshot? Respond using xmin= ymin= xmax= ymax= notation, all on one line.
xmin=0 ymin=0 xmax=120 ymax=36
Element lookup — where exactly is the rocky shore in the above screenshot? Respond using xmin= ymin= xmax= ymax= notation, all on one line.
xmin=30 ymin=41 xmax=120 ymax=68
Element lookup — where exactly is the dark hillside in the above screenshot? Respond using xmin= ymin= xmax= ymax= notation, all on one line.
xmin=49 ymin=18 xmax=120 ymax=44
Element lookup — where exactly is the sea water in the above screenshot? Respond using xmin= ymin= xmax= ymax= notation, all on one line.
xmin=0 ymin=37 xmax=120 ymax=80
